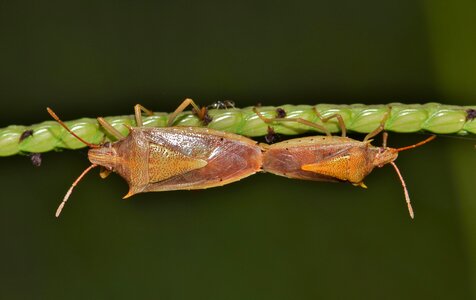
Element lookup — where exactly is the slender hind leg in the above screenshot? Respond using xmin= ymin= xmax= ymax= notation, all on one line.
xmin=313 ymin=108 xmax=347 ymax=137
xmin=253 ymin=107 xmax=331 ymax=136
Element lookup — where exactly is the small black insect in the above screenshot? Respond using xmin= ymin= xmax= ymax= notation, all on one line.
xmin=202 ymin=112 xmax=213 ymax=126
xmin=265 ymin=126 xmax=281 ymax=144
xmin=276 ymin=108 xmax=286 ymax=119
xmin=207 ymin=100 xmax=235 ymax=110
xmin=19 ymin=129 xmax=34 ymax=142
xmin=466 ymin=109 xmax=476 ymax=121
xmin=192 ymin=107 xmax=213 ymax=126
xmin=29 ymin=153 xmax=42 ymax=167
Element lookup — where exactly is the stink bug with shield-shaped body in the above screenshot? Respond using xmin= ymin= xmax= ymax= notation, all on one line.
xmin=256 ymin=106 xmax=436 ymax=218
xmin=48 ymin=99 xmax=262 ymax=217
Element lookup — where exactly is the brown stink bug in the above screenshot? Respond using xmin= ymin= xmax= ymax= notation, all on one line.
xmin=256 ymin=107 xmax=435 ymax=219
xmin=48 ymin=99 xmax=262 ymax=217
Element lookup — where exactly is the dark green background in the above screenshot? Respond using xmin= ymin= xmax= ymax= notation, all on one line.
xmin=1 ymin=1 xmax=476 ymax=299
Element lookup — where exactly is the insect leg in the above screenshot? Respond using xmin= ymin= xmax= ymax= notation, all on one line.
xmin=134 ymin=104 xmax=154 ymax=127
xmin=363 ymin=107 xmax=391 ymax=142
xmin=382 ymin=132 xmax=388 ymax=148
xmin=253 ymin=107 xmax=331 ymax=136
xmin=313 ymin=108 xmax=347 ymax=137
xmin=97 ymin=117 xmax=125 ymax=140
xmin=223 ymin=100 xmax=235 ymax=109
xmin=167 ymin=98 xmax=203 ymax=126
xmin=99 ymin=167 xmax=111 ymax=178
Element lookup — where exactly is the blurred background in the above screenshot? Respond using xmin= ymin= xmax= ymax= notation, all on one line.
xmin=1 ymin=0 xmax=475 ymax=299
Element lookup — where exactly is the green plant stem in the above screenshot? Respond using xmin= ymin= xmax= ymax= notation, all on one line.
xmin=1 ymin=103 xmax=475 ymax=156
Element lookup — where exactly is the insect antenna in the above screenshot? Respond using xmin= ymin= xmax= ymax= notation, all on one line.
xmin=389 ymin=161 xmax=414 ymax=219
xmin=56 ymin=164 xmax=98 ymax=217
xmin=47 ymin=107 xmax=100 ymax=148
xmin=385 ymin=135 xmax=435 ymax=219
xmin=396 ymin=135 xmax=436 ymax=152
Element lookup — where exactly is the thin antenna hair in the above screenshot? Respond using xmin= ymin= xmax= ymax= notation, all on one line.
xmin=396 ymin=135 xmax=436 ymax=152
xmin=56 ymin=164 xmax=98 ymax=217
xmin=47 ymin=107 xmax=100 ymax=148
xmin=389 ymin=161 xmax=414 ymax=219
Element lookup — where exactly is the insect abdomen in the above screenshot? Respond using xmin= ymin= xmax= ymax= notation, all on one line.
xmin=262 ymin=136 xmax=374 ymax=183
xmin=262 ymin=142 xmax=342 ymax=182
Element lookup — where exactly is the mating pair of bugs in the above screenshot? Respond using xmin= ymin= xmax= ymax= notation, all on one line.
xmin=48 ymin=99 xmax=435 ymax=218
